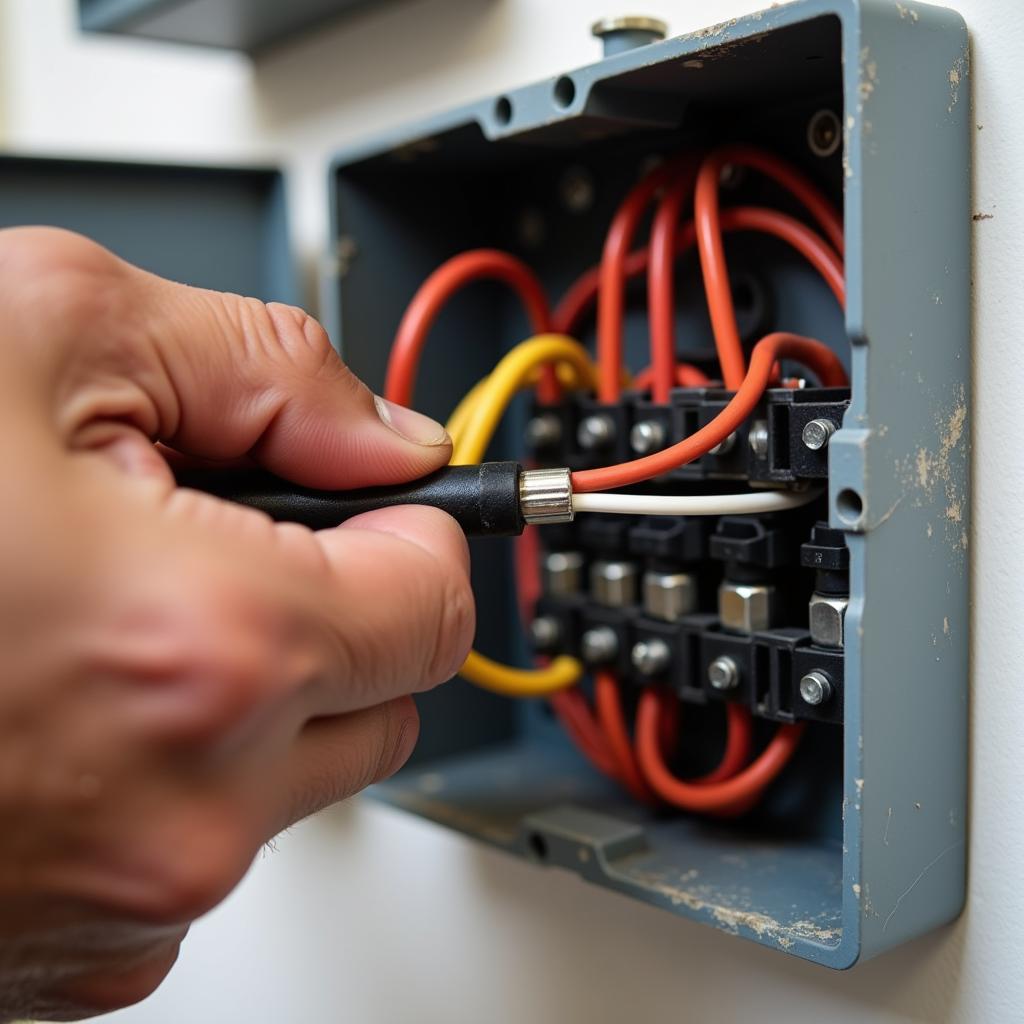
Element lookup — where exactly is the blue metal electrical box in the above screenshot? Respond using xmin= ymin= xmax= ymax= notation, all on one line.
xmin=327 ymin=0 xmax=970 ymax=967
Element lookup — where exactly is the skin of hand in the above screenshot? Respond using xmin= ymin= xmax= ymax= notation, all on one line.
xmin=0 ymin=227 xmax=474 ymax=1021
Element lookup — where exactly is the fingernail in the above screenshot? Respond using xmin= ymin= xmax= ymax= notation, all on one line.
xmin=374 ymin=396 xmax=449 ymax=447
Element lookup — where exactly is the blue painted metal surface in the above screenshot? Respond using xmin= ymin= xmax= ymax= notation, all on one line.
xmin=0 ymin=155 xmax=296 ymax=303
xmin=79 ymin=0 xmax=385 ymax=53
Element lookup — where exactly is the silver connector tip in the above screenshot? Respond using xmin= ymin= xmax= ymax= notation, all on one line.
xmin=519 ymin=467 xmax=574 ymax=526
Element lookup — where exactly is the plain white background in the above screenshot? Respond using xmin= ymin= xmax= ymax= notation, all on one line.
xmin=0 ymin=0 xmax=1020 ymax=1021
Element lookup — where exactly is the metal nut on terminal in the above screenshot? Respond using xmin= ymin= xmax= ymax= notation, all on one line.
xmin=718 ymin=580 xmax=775 ymax=633
xmin=643 ymin=570 xmax=697 ymax=623
xmin=542 ymin=550 xmax=585 ymax=595
xmin=591 ymin=560 xmax=638 ymax=608
xmin=809 ymin=592 xmax=848 ymax=649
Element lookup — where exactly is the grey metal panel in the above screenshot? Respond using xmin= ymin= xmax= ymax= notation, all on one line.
xmin=0 ymin=155 xmax=297 ymax=303
xmin=331 ymin=0 xmax=970 ymax=967
xmin=829 ymin=0 xmax=970 ymax=963
xmin=79 ymin=0 xmax=391 ymax=53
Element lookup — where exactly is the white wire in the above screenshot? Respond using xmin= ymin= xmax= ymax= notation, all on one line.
xmin=572 ymin=488 xmax=822 ymax=517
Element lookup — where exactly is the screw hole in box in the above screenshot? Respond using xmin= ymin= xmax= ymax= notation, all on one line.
xmin=836 ymin=487 xmax=864 ymax=523
xmin=494 ymin=96 xmax=513 ymax=126
xmin=553 ymin=76 xmax=576 ymax=109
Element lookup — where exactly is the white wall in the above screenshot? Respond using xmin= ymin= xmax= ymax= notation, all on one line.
xmin=0 ymin=1 xmax=1021 ymax=1021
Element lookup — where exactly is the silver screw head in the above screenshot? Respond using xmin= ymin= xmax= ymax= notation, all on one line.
xmin=526 ymin=413 xmax=562 ymax=449
xmin=560 ymin=166 xmax=595 ymax=213
xmin=709 ymin=431 xmax=737 ymax=456
xmin=631 ymin=638 xmax=672 ymax=677
xmin=530 ymin=616 xmax=561 ymax=651
xmin=629 ymin=419 xmax=666 ymax=454
xmin=807 ymin=109 xmax=842 ymax=158
xmin=580 ymin=626 xmax=619 ymax=665
xmin=708 ymin=655 xmax=740 ymax=691
xmin=748 ymin=420 xmax=770 ymax=458
xmin=801 ymin=418 xmax=837 ymax=451
xmin=799 ymin=670 xmax=833 ymax=706
xmin=577 ymin=413 xmax=616 ymax=451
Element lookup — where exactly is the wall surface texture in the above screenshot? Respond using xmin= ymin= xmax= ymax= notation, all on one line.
xmin=0 ymin=0 xmax=1020 ymax=1021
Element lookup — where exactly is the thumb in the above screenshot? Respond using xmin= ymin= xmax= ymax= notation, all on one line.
xmin=6 ymin=227 xmax=451 ymax=489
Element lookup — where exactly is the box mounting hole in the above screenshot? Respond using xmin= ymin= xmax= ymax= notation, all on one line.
xmin=836 ymin=488 xmax=864 ymax=524
xmin=553 ymin=76 xmax=576 ymax=109
xmin=494 ymin=96 xmax=513 ymax=126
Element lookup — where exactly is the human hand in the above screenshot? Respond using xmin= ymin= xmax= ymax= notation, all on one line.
xmin=0 ymin=228 xmax=474 ymax=1020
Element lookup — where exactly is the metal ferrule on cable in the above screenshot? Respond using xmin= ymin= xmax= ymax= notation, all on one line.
xmin=518 ymin=467 xmax=574 ymax=525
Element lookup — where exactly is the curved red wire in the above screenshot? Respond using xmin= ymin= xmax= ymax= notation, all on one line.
xmin=386 ymin=248 xmax=557 ymax=406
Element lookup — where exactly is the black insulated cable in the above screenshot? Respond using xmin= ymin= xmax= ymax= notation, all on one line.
xmin=175 ymin=461 xmax=529 ymax=537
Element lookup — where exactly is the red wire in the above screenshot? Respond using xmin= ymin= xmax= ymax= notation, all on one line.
xmin=552 ymin=205 xmax=845 ymax=368
xmin=572 ymin=332 xmax=848 ymax=492
xmin=594 ymin=671 xmax=658 ymax=803
xmin=632 ymin=364 xmax=711 ymax=391
xmin=552 ymin=688 xmax=622 ymax=779
xmin=635 ymin=688 xmax=806 ymax=812
xmin=696 ymin=702 xmax=755 ymax=785
xmin=648 ymin=177 xmax=693 ymax=403
xmin=695 ymin=146 xmax=843 ymax=389
xmin=385 ymin=249 xmax=558 ymax=406
xmin=596 ymin=161 xmax=692 ymax=403
xmin=700 ymin=145 xmax=844 ymax=254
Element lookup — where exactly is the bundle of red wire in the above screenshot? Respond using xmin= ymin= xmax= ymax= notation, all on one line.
xmin=384 ymin=144 xmax=847 ymax=815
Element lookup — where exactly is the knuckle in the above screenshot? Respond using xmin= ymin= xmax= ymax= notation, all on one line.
xmin=0 ymin=227 xmax=128 ymax=342
xmin=96 ymin=574 xmax=287 ymax=746
xmin=263 ymin=301 xmax=349 ymax=384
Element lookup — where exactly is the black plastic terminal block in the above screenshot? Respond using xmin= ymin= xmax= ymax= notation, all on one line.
xmin=801 ymin=521 xmax=850 ymax=595
xmin=536 ymin=593 xmax=844 ymax=725
xmin=529 ymin=385 xmax=850 ymax=484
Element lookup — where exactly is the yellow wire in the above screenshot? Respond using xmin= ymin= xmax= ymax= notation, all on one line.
xmin=444 ymin=375 xmax=488 ymax=444
xmin=453 ymin=334 xmax=598 ymax=464
xmin=447 ymin=334 xmax=594 ymax=696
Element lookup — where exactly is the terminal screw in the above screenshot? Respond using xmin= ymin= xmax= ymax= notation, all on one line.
xmin=748 ymin=420 xmax=769 ymax=458
xmin=591 ymin=16 xmax=667 ymax=57
xmin=581 ymin=626 xmax=619 ymax=665
xmin=801 ymin=418 xmax=837 ymax=451
xmin=577 ymin=413 xmax=616 ymax=451
xmin=631 ymin=638 xmax=672 ymax=677
xmin=708 ymin=655 xmax=740 ymax=691
xmin=807 ymin=109 xmax=842 ymax=158
xmin=709 ymin=432 xmax=737 ymax=456
xmin=526 ymin=413 xmax=562 ymax=449
xmin=530 ymin=616 xmax=561 ymax=652
xmin=799 ymin=670 xmax=833 ymax=706
xmin=629 ymin=420 xmax=666 ymax=454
